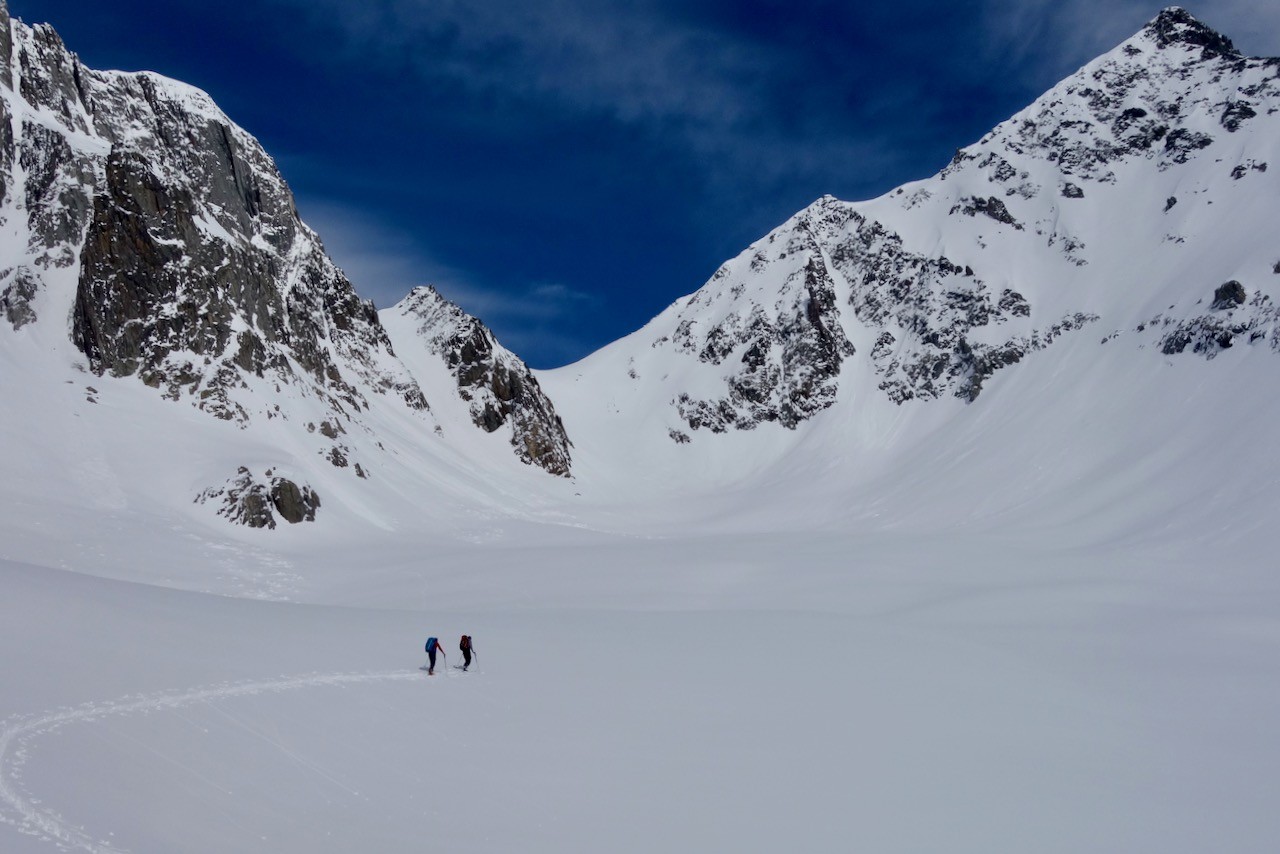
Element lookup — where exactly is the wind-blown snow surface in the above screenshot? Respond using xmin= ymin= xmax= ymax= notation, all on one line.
xmin=4 ymin=9 xmax=1280 ymax=854
xmin=4 ymin=550 xmax=1279 ymax=854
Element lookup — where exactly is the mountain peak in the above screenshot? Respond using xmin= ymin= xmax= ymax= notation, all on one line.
xmin=400 ymin=284 xmax=450 ymax=314
xmin=1142 ymin=7 xmax=1239 ymax=60
xmin=384 ymin=288 xmax=575 ymax=477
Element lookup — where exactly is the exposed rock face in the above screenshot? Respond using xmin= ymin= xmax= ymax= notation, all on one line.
xmin=0 ymin=12 xmax=96 ymax=330
xmin=1152 ymin=285 xmax=1280 ymax=358
xmin=652 ymin=194 xmax=1095 ymax=432
xmin=271 ymin=476 xmax=321 ymax=524
xmin=387 ymin=287 xmax=573 ymax=476
xmin=949 ymin=196 xmax=1024 ymax=229
xmin=1212 ymin=281 xmax=1247 ymax=310
xmin=668 ymin=237 xmax=856 ymax=432
xmin=196 ymin=467 xmax=320 ymax=529
xmin=802 ymin=200 xmax=1075 ymax=405
xmin=0 ymin=7 xmax=429 ymax=429
xmin=0 ymin=265 xmax=37 ymax=328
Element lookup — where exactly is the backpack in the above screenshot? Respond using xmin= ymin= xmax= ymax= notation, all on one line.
xmin=425 ymin=637 xmax=438 ymax=653
xmin=460 ymin=635 xmax=471 ymax=651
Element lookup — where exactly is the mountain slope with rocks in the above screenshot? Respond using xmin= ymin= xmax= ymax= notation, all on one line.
xmin=0 ymin=0 xmax=571 ymax=542
xmin=0 ymin=5 xmax=427 ymax=424
xmin=381 ymin=287 xmax=572 ymax=477
xmin=540 ymin=8 xmax=1280 ymax=511
xmin=0 ymin=5 xmax=1277 ymax=572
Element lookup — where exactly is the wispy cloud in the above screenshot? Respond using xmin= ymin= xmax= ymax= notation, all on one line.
xmin=447 ymin=278 xmax=603 ymax=368
xmin=263 ymin=0 xmax=912 ymax=200
xmin=456 ymin=280 xmax=600 ymax=329
xmin=270 ymin=0 xmax=766 ymax=127
xmin=296 ymin=195 xmax=600 ymax=364
xmin=296 ymin=197 xmax=469 ymax=310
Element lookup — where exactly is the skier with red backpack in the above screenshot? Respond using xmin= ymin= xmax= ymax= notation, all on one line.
xmin=459 ymin=634 xmax=476 ymax=671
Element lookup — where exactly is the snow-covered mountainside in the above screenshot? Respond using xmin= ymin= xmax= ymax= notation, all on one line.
xmin=0 ymin=7 xmax=426 ymax=424
xmin=1 ymin=4 xmax=1277 ymax=551
xmin=543 ymin=8 xmax=1280 ymax=503
xmin=0 ymin=1 xmax=1275 ymax=544
xmin=550 ymin=9 xmax=1280 ymax=417
xmin=0 ymin=1 xmax=568 ymax=539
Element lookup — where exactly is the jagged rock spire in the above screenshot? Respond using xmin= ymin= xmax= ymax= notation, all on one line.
xmin=387 ymin=287 xmax=574 ymax=476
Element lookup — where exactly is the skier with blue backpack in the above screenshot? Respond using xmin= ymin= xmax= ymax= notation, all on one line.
xmin=424 ymin=636 xmax=445 ymax=675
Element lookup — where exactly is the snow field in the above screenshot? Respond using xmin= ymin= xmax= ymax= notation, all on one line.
xmin=3 ymin=556 xmax=1278 ymax=853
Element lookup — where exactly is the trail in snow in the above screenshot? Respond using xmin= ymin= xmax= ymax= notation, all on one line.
xmin=0 ymin=670 xmax=424 ymax=853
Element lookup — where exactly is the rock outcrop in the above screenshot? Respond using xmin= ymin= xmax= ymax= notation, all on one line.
xmin=195 ymin=467 xmax=321 ymax=529
xmin=650 ymin=192 xmax=1098 ymax=434
xmin=667 ymin=239 xmax=855 ymax=432
xmin=1150 ymin=284 xmax=1280 ymax=358
xmin=386 ymin=287 xmax=573 ymax=476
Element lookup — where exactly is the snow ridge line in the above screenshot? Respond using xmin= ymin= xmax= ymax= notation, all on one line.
xmin=0 ymin=669 xmax=423 ymax=853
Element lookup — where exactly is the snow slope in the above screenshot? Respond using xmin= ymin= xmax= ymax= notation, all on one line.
xmin=4 ymin=546 xmax=1279 ymax=854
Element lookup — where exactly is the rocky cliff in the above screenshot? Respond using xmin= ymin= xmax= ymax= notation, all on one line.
xmin=0 ymin=2 xmax=575 ymax=530
xmin=2 ymin=7 xmax=428 ymax=422
xmin=382 ymin=287 xmax=573 ymax=476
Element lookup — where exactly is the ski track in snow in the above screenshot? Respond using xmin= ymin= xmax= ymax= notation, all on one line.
xmin=0 ymin=670 xmax=424 ymax=853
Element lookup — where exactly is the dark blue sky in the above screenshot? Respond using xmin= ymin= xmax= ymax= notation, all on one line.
xmin=13 ymin=1 xmax=1279 ymax=366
